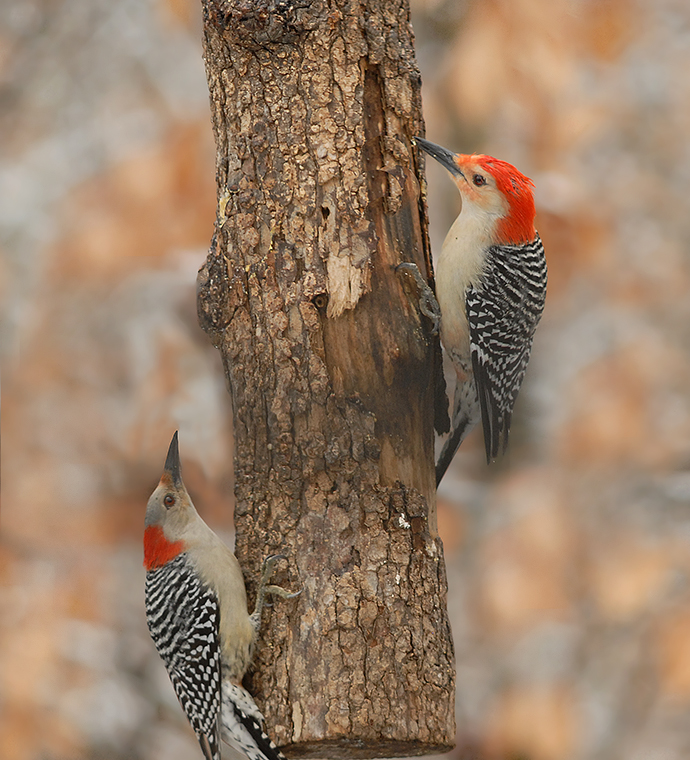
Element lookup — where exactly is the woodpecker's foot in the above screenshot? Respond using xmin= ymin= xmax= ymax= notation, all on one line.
xmin=264 ymin=584 xmax=302 ymax=600
xmin=396 ymin=262 xmax=441 ymax=335
xmin=251 ymin=555 xmax=301 ymax=630
xmin=260 ymin=553 xmax=284 ymax=581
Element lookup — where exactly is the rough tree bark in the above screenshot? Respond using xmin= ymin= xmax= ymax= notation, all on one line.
xmin=197 ymin=0 xmax=455 ymax=756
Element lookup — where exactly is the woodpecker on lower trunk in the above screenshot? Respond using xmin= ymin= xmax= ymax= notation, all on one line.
xmin=144 ymin=432 xmax=299 ymax=760
xmin=399 ymin=137 xmax=547 ymax=484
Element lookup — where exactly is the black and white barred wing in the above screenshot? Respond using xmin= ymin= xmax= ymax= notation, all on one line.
xmin=222 ymin=682 xmax=287 ymax=760
xmin=466 ymin=233 xmax=547 ymax=462
xmin=146 ymin=553 xmax=223 ymax=760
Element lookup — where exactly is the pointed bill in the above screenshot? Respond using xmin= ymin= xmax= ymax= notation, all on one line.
xmin=415 ymin=137 xmax=465 ymax=179
xmin=164 ymin=431 xmax=182 ymax=487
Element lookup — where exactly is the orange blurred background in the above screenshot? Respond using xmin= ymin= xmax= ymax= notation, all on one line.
xmin=3 ymin=1 xmax=690 ymax=758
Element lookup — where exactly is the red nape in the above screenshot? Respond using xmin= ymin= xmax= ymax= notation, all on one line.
xmin=477 ymin=155 xmax=536 ymax=245
xmin=144 ymin=525 xmax=184 ymax=570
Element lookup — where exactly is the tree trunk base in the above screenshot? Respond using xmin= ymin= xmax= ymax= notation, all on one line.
xmin=284 ymin=739 xmax=455 ymax=759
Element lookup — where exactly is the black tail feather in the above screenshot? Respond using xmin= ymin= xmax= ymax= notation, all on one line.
xmin=436 ymin=415 xmax=472 ymax=486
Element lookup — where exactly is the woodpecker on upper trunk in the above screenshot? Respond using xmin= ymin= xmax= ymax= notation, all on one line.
xmin=399 ymin=137 xmax=547 ymax=484
xmin=144 ymin=432 xmax=299 ymax=760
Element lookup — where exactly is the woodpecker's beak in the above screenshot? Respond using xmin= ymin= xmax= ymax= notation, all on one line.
xmin=163 ymin=431 xmax=183 ymax=488
xmin=415 ymin=137 xmax=466 ymax=180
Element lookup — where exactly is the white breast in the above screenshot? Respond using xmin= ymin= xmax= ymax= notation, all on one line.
xmin=435 ymin=204 xmax=494 ymax=371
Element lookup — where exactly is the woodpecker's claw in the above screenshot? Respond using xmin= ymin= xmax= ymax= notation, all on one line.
xmin=251 ymin=555 xmax=300 ymax=631
xmin=396 ymin=262 xmax=441 ymax=335
xmin=260 ymin=554 xmax=285 ymax=578
xmin=264 ymin=584 xmax=302 ymax=600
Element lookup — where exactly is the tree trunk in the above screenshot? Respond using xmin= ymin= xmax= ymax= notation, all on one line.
xmin=197 ymin=0 xmax=455 ymax=756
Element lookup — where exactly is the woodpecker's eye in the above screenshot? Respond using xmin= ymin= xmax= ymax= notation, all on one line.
xmin=163 ymin=494 xmax=175 ymax=508
xmin=473 ymin=174 xmax=486 ymax=187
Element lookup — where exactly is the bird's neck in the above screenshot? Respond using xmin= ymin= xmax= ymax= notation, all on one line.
xmin=496 ymin=203 xmax=535 ymax=245
xmin=144 ymin=525 xmax=184 ymax=570
xmin=437 ymin=208 xmax=495 ymax=289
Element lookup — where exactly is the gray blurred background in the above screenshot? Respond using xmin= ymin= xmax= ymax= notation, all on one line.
xmin=3 ymin=1 xmax=690 ymax=758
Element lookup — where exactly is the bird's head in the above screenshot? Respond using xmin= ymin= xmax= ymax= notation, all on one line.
xmin=144 ymin=431 xmax=197 ymax=569
xmin=416 ymin=137 xmax=536 ymax=245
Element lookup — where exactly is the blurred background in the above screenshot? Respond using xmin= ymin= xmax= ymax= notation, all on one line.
xmin=2 ymin=0 xmax=690 ymax=758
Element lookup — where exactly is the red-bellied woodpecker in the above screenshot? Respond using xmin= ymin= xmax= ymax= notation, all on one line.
xmin=144 ymin=432 xmax=299 ymax=760
xmin=399 ymin=138 xmax=547 ymax=484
